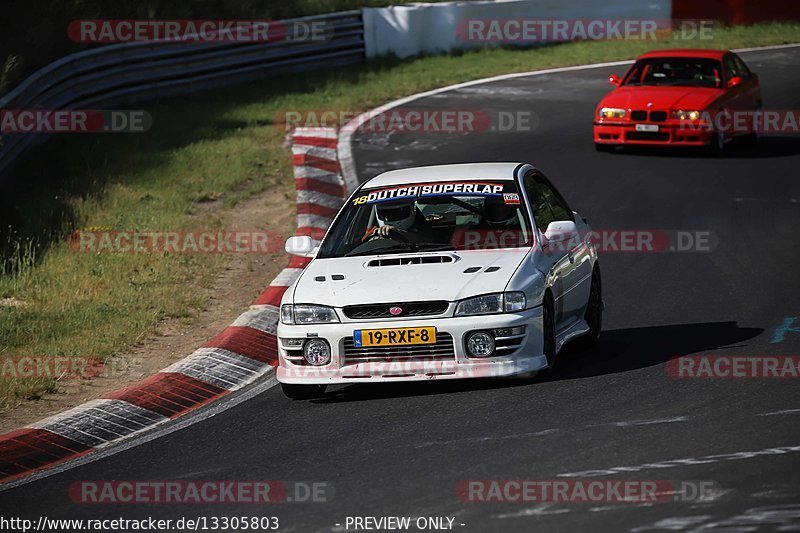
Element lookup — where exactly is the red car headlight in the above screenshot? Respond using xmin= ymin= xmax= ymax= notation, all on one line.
xmin=599 ymin=107 xmax=626 ymax=119
xmin=672 ymin=110 xmax=702 ymax=121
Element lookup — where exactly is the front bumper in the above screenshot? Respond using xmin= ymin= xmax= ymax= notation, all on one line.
xmin=276 ymin=307 xmax=546 ymax=384
xmin=593 ymin=120 xmax=713 ymax=146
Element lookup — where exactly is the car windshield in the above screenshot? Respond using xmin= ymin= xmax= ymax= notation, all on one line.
xmin=317 ymin=180 xmax=534 ymax=258
xmin=623 ymin=57 xmax=722 ymax=88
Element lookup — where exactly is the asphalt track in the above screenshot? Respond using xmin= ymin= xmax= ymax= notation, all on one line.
xmin=2 ymin=46 xmax=799 ymax=532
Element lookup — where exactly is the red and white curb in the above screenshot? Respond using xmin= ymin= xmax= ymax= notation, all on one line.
xmin=0 ymin=127 xmax=345 ymax=484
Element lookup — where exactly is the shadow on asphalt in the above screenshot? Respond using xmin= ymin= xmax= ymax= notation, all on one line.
xmin=309 ymin=321 xmax=763 ymax=403
xmin=597 ymin=136 xmax=800 ymax=159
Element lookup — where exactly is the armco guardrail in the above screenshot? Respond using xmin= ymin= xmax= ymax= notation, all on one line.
xmin=0 ymin=10 xmax=364 ymax=179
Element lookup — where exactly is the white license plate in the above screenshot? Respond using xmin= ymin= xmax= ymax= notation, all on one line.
xmin=635 ymin=124 xmax=659 ymax=132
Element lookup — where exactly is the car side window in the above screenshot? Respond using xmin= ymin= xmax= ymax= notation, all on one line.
xmin=524 ymin=172 xmax=573 ymax=232
xmin=524 ymin=172 xmax=554 ymax=232
xmin=724 ymin=55 xmax=741 ymax=82
xmin=732 ymin=54 xmax=751 ymax=81
xmin=540 ymin=180 xmax=573 ymax=223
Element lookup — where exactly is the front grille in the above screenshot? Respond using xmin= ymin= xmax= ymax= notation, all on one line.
xmin=343 ymin=301 xmax=449 ymax=319
xmin=631 ymin=110 xmax=668 ymax=122
xmin=626 ymin=131 xmax=670 ymax=142
xmin=342 ymin=333 xmax=455 ymax=365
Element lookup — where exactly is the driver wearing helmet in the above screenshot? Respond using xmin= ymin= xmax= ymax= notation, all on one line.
xmin=362 ymin=200 xmax=438 ymax=241
xmin=363 ymin=200 xmax=420 ymax=240
xmin=482 ymin=196 xmax=517 ymax=228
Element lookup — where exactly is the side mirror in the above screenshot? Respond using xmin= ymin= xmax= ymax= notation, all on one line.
xmin=608 ymin=74 xmax=621 ymax=86
xmin=727 ymin=76 xmax=742 ymax=88
xmin=285 ymin=235 xmax=317 ymax=257
xmin=543 ymin=220 xmax=577 ymax=244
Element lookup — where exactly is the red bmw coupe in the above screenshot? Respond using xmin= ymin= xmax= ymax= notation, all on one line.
xmin=593 ymin=49 xmax=761 ymax=153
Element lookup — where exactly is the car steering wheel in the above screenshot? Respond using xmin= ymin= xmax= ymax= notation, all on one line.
xmin=362 ymin=227 xmax=411 ymax=244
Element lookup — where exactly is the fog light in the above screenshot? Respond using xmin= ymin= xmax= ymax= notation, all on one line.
xmin=466 ymin=331 xmax=495 ymax=358
xmin=303 ymin=339 xmax=331 ymax=366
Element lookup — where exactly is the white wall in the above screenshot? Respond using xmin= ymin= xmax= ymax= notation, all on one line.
xmin=363 ymin=0 xmax=672 ymax=58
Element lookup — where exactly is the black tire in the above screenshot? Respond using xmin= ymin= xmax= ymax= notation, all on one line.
xmin=281 ymin=382 xmax=327 ymax=400
xmin=744 ymin=102 xmax=762 ymax=146
xmin=577 ymin=267 xmax=603 ymax=350
xmin=540 ymin=293 xmax=557 ymax=373
xmin=710 ymin=111 xmax=727 ymax=155
xmin=595 ymin=143 xmax=615 ymax=152
xmin=710 ymin=131 xmax=726 ymax=155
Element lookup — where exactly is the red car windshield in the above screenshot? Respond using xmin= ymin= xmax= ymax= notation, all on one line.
xmin=623 ymin=58 xmax=722 ymax=88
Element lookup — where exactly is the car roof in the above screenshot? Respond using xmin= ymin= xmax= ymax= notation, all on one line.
xmin=637 ymin=49 xmax=730 ymax=60
xmin=362 ymin=162 xmax=527 ymax=189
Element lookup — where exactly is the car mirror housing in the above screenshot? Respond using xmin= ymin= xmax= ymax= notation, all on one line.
xmin=727 ymin=76 xmax=743 ymax=88
xmin=608 ymin=74 xmax=621 ymax=86
xmin=285 ymin=235 xmax=317 ymax=257
xmin=543 ymin=220 xmax=578 ymax=243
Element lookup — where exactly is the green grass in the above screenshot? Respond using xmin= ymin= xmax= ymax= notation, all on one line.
xmin=1 ymin=22 xmax=798 ymax=411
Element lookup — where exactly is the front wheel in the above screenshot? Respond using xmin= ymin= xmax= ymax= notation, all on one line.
xmin=540 ymin=293 xmax=557 ymax=374
xmin=281 ymin=382 xmax=327 ymax=400
xmin=577 ymin=267 xmax=603 ymax=349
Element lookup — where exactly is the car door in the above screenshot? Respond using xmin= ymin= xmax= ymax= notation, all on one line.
xmin=732 ymin=54 xmax=759 ymax=107
xmin=535 ymin=173 xmax=593 ymax=325
xmin=722 ymin=53 xmax=751 ymax=136
xmin=522 ymin=171 xmax=580 ymax=331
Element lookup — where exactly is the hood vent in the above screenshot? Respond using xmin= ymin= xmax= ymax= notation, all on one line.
xmin=367 ymin=255 xmax=454 ymax=267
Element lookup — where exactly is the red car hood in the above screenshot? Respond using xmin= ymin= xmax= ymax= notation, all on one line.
xmin=599 ymin=86 xmax=724 ymax=111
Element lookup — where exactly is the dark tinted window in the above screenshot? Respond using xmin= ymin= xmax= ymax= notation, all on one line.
xmin=623 ymin=57 xmax=722 ymax=88
xmin=723 ymin=55 xmax=740 ymax=81
xmin=732 ymin=54 xmax=751 ymax=81
xmin=540 ymin=182 xmax=572 ymax=223
xmin=523 ymin=172 xmax=572 ymax=233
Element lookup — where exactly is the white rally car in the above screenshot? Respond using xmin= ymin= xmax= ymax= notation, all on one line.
xmin=277 ymin=163 xmax=602 ymax=399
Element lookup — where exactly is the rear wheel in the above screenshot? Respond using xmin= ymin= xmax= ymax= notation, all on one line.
xmin=281 ymin=383 xmax=327 ymax=400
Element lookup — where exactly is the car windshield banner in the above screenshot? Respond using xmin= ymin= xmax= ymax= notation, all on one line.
xmin=353 ymin=181 xmax=520 ymax=205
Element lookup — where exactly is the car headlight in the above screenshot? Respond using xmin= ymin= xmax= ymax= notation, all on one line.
xmin=672 ymin=110 xmax=702 ymax=120
xmin=280 ymin=304 xmax=339 ymax=324
xmin=599 ymin=107 xmax=626 ymax=119
xmin=454 ymin=292 xmax=527 ymax=316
